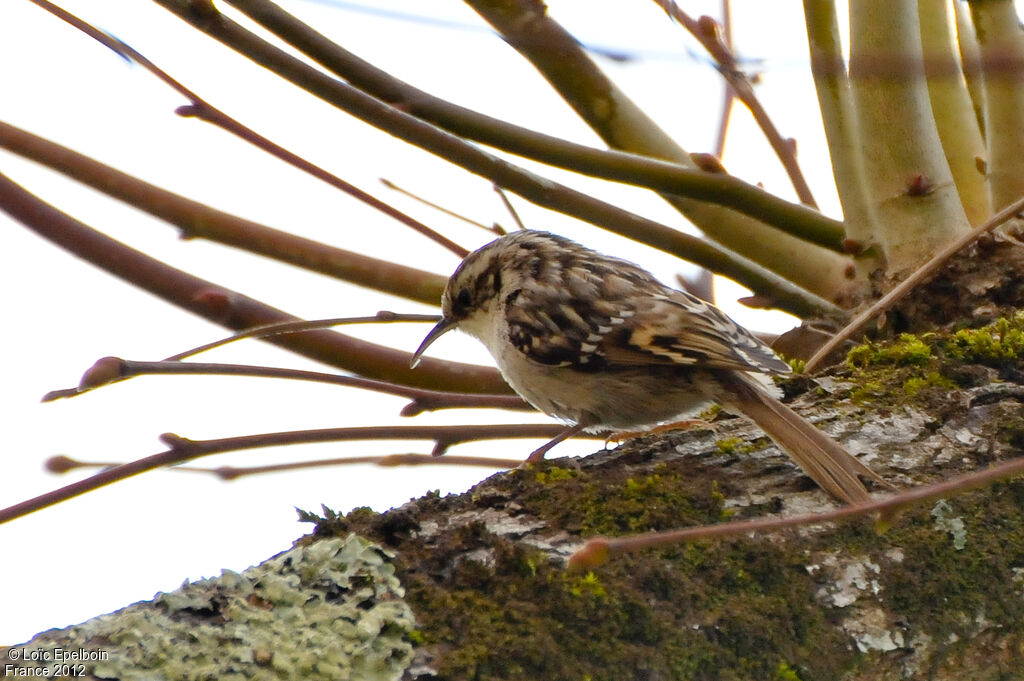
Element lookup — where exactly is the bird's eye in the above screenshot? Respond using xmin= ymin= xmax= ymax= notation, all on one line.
xmin=455 ymin=288 xmax=472 ymax=311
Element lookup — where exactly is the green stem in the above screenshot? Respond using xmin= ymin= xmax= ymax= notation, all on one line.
xmin=461 ymin=0 xmax=857 ymax=301
xmin=150 ymin=0 xmax=840 ymax=316
xmin=803 ymin=0 xmax=878 ymax=247
xmin=918 ymin=0 xmax=989 ymax=226
xmin=969 ymin=0 xmax=1024 ymax=213
xmin=849 ymin=0 xmax=970 ymax=275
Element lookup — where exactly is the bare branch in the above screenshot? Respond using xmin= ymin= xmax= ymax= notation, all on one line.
xmin=0 ymin=424 xmax=598 ymax=524
xmin=805 ymin=193 xmax=1024 ymax=372
xmin=48 ymin=453 xmax=524 ymax=480
xmin=0 ymin=172 xmax=510 ymax=393
xmin=570 ymin=450 xmax=1024 ymax=569
xmin=46 ymin=356 xmax=528 ymax=414
xmin=656 ymin=1 xmax=818 ymax=207
xmin=0 ymin=121 xmax=449 ymax=305
xmin=27 ymin=0 xmax=469 ymax=257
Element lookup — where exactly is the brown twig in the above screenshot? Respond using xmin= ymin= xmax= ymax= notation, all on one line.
xmin=0 ymin=172 xmax=510 ymax=393
xmin=0 ymin=424 xmax=599 ymax=524
xmin=26 ymin=0 xmax=469 ymax=258
xmin=805 ymin=194 xmax=1024 ymax=372
xmin=0 ymin=122 xmax=450 ymax=305
xmin=219 ymin=0 xmax=844 ymax=247
xmin=46 ymin=453 xmax=524 ymax=479
xmin=655 ymin=1 xmax=817 ymax=207
xmin=493 ymin=184 xmax=526 ymax=232
xmin=570 ymin=451 xmax=1024 ymax=569
xmin=45 ymin=356 xmax=528 ymax=414
xmin=41 ymin=313 xmax=456 ymax=401
xmin=712 ymin=0 xmax=734 ymax=159
xmin=186 ymin=0 xmax=852 ymax=298
xmin=380 ymin=178 xmax=504 ymax=235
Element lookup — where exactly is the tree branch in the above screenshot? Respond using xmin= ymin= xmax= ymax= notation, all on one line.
xmin=0 ymin=171 xmax=510 ymax=393
xmin=0 ymin=121 xmax=449 ymax=306
xmin=149 ymin=0 xmax=840 ymax=316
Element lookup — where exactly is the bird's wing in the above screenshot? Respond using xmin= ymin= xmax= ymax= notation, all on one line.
xmin=505 ymin=272 xmax=789 ymax=375
xmin=598 ymin=291 xmax=790 ymax=374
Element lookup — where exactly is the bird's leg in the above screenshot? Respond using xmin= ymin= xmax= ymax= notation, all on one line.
xmin=605 ymin=419 xmax=714 ymax=447
xmin=525 ymin=423 xmax=587 ymax=463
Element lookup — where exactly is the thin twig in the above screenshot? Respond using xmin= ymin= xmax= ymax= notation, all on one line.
xmin=570 ymin=451 xmax=1024 ymax=569
xmin=0 ymin=172 xmax=510 ymax=394
xmin=26 ymin=0 xmax=469 ymax=257
xmin=46 ymin=453 xmax=524 ymax=479
xmin=42 ymin=313 xmax=448 ymax=401
xmin=805 ymin=194 xmax=1024 ymax=372
xmin=46 ymin=356 xmax=528 ymax=413
xmin=712 ymin=0 xmax=734 ymax=158
xmin=493 ymin=184 xmax=526 ymax=231
xmin=1 ymin=424 xmax=599 ymax=524
xmin=656 ymin=1 xmax=818 ymax=207
xmin=380 ymin=178 xmax=504 ymax=235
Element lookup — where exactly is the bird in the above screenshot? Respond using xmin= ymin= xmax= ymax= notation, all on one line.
xmin=411 ymin=230 xmax=886 ymax=504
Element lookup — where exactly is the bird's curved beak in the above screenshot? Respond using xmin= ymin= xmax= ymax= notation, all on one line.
xmin=410 ymin=317 xmax=457 ymax=368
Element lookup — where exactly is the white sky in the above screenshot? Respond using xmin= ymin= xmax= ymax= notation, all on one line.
xmin=0 ymin=0 xmax=845 ymax=643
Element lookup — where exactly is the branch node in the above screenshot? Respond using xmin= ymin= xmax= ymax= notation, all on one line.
xmin=213 ymin=466 xmax=242 ymax=480
xmin=690 ymin=153 xmax=727 ymax=174
xmin=79 ymin=356 xmax=126 ymax=391
xmin=841 ymin=238 xmax=865 ymax=255
xmin=400 ymin=400 xmax=427 ymax=417
xmin=159 ymin=432 xmax=194 ymax=452
xmin=906 ymin=174 xmax=936 ymax=197
xmin=191 ymin=289 xmax=234 ymax=320
xmin=175 ymin=104 xmax=202 ymax=118
xmin=44 ymin=455 xmax=80 ymax=474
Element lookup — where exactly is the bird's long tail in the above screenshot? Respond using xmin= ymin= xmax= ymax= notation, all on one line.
xmin=720 ymin=373 xmax=889 ymax=505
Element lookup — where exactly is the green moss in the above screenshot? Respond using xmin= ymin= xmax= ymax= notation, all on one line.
xmin=699 ymin=404 xmax=722 ymax=420
xmin=881 ymin=483 xmax=1024 ymax=640
xmin=566 ymin=571 xmax=609 ymax=600
xmin=844 ymin=331 xmax=962 ymax=408
xmin=846 ymin=333 xmax=933 ymax=369
xmin=775 ymin=661 xmax=804 ymax=681
xmin=535 ymin=467 xmax=577 ymax=484
xmin=716 ymin=437 xmax=757 ymax=455
xmin=324 ymin=459 xmax=870 ymax=681
xmin=946 ymin=313 xmax=1024 ymax=363
xmin=902 ymin=371 xmax=956 ymax=397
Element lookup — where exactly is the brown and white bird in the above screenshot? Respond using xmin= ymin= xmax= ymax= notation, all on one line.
xmin=412 ymin=231 xmax=885 ymax=504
